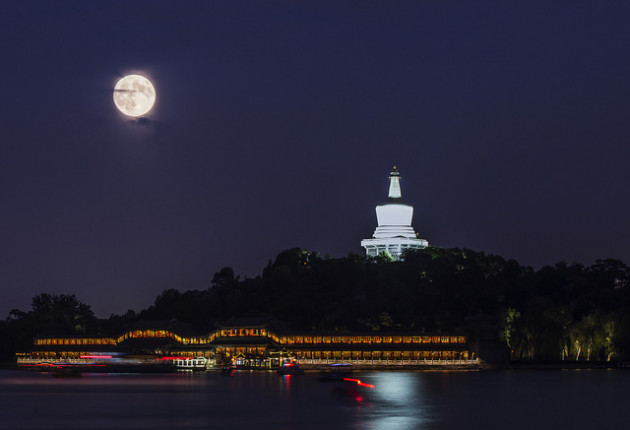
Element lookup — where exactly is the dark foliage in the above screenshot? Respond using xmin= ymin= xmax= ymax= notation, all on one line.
xmin=5 ymin=248 xmax=630 ymax=362
xmin=0 ymin=293 xmax=97 ymax=362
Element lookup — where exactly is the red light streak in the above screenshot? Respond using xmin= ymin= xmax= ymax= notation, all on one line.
xmin=343 ymin=378 xmax=375 ymax=389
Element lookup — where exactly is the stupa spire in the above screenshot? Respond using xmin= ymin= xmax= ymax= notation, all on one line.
xmin=388 ymin=166 xmax=402 ymax=199
xmin=361 ymin=166 xmax=429 ymax=261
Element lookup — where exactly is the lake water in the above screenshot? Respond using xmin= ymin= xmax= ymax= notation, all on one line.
xmin=0 ymin=368 xmax=627 ymax=429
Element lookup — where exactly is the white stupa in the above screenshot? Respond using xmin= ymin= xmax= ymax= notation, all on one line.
xmin=361 ymin=166 xmax=429 ymax=260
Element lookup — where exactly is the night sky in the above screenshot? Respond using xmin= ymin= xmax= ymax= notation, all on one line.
xmin=2 ymin=1 xmax=630 ymax=317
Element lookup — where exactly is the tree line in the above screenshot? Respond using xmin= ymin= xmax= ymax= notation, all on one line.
xmin=3 ymin=247 xmax=630 ymax=362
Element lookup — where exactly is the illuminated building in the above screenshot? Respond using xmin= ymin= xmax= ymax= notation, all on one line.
xmin=361 ymin=167 xmax=429 ymax=260
xmin=17 ymin=319 xmax=476 ymax=369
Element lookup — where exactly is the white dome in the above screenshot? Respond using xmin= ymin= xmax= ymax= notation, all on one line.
xmin=376 ymin=203 xmax=413 ymax=227
xmin=361 ymin=166 xmax=429 ymax=260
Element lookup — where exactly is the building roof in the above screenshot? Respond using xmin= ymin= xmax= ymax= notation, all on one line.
xmin=215 ymin=316 xmax=295 ymax=333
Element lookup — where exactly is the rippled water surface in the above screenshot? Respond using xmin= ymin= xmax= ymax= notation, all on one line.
xmin=0 ymin=369 xmax=627 ymax=429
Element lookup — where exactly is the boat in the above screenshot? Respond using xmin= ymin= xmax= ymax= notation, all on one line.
xmin=173 ymin=356 xmax=207 ymax=371
xmin=276 ymin=363 xmax=304 ymax=375
xmin=52 ymin=366 xmax=82 ymax=378
xmin=318 ymin=363 xmax=352 ymax=381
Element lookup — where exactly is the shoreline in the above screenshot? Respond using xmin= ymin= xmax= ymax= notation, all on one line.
xmin=504 ymin=360 xmax=621 ymax=370
xmin=3 ymin=361 xmax=625 ymax=373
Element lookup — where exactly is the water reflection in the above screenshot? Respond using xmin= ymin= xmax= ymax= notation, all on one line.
xmin=1 ymin=369 xmax=630 ymax=429
xmin=353 ymin=372 xmax=435 ymax=430
xmin=281 ymin=374 xmax=292 ymax=396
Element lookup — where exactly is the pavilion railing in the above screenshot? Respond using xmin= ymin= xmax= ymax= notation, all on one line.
xmin=296 ymin=358 xmax=479 ymax=365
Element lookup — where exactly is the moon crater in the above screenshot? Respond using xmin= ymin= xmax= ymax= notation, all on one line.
xmin=113 ymin=74 xmax=156 ymax=117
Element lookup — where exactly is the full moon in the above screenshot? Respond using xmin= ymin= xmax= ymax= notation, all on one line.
xmin=113 ymin=74 xmax=156 ymax=117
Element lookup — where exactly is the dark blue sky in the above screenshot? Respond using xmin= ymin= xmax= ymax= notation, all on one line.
xmin=2 ymin=1 xmax=630 ymax=317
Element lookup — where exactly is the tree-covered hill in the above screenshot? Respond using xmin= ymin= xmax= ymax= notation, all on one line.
xmin=3 ymin=247 xmax=630 ymax=362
